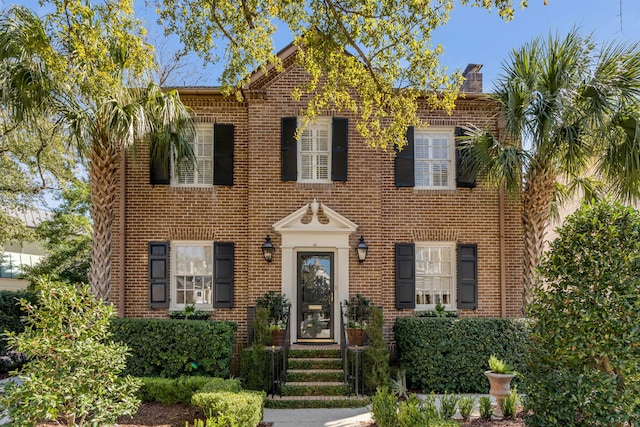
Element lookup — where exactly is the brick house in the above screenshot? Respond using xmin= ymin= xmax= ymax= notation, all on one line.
xmin=110 ymin=46 xmax=523 ymax=355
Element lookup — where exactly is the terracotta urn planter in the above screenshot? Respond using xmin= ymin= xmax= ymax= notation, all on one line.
xmin=484 ymin=370 xmax=516 ymax=416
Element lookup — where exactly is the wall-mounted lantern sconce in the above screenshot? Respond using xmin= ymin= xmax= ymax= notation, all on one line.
xmin=261 ymin=235 xmax=275 ymax=262
xmin=356 ymin=235 xmax=368 ymax=263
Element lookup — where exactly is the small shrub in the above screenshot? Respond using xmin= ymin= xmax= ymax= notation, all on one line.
xmin=240 ymin=307 xmax=269 ymax=390
xmin=0 ymin=279 xmax=140 ymax=427
xmin=458 ymin=396 xmax=474 ymax=420
xmin=479 ymin=396 xmax=493 ymax=419
xmin=499 ymin=388 xmax=518 ymax=419
xmin=364 ymin=306 xmax=390 ymax=394
xmin=439 ymin=392 xmax=460 ymax=419
xmin=391 ymin=369 xmax=408 ymax=399
xmin=371 ymin=386 xmax=398 ymax=427
xmin=420 ymin=393 xmax=439 ymax=419
xmin=397 ymin=394 xmax=427 ymax=427
xmin=191 ymin=390 xmax=265 ymax=427
xmin=138 ymin=376 xmax=212 ymax=404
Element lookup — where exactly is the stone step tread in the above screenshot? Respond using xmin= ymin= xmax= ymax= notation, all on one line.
xmin=287 ymin=369 xmax=343 ymax=373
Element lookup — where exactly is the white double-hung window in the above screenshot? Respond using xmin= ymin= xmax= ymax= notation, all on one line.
xmin=298 ymin=118 xmax=331 ymax=182
xmin=414 ymin=128 xmax=455 ymax=189
xmin=415 ymin=242 xmax=456 ymax=308
xmin=172 ymin=242 xmax=213 ymax=309
xmin=174 ymin=123 xmax=214 ymax=186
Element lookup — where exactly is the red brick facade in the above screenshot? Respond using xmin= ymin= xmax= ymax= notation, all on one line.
xmin=110 ymin=51 xmax=524 ymax=356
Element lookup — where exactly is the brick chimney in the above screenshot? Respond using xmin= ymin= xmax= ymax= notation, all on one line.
xmin=461 ymin=64 xmax=483 ymax=93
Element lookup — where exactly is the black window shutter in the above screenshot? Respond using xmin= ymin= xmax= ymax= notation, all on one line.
xmin=214 ymin=124 xmax=234 ymax=186
xmin=457 ymin=244 xmax=478 ymax=310
xmin=213 ymin=242 xmax=234 ymax=308
xmin=150 ymin=143 xmax=170 ymax=185
xmin=395 ymin=243 xmax=416 ymax=309
xmin=455 ymin=126 xmax=477 ymax=188
xmin=331 ymin=117 xmax=348 ymax=181
xmin=281 ymin=117 xmax=297 ymax=181
xmin=148 ymin=242 xmax=169 ymax=309
xmin=395 ymin=126 xmax=415 ymax=187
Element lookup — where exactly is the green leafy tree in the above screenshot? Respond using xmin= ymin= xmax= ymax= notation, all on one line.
xmin=0 ymin=278 xmax=141 ymax=427
xmin=154 ymin=0 xmax=529 ymax=151
xmin=22 ymin=178 xmax=92 ymax=284
xmin=460 ymin=29 xmax=640 ymax=307
xmin=0 ymin=2 xmax=196 ymax=300
xmin=525 ymin=201 xmax=640 ymax=426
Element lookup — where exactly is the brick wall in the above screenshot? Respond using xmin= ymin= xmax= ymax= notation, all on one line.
xmin=111 ymin=58 xmax=523 ymax=356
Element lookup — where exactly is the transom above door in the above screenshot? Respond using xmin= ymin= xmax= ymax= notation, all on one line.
xmin=297 ymin=252 xmax=334 ymax=342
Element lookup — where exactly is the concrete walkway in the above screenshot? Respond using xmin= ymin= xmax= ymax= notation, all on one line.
xmin=262 ymin=394 xmax=496 ymax=427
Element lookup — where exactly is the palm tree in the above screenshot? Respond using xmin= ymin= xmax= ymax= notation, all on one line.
xmin=460 ymin=29 xmax=640 ymax=311
xmin=0 ymin=5 xmax=195 ymax=300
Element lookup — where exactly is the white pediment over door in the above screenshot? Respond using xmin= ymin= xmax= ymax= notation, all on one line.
xmin=273 ymin=199 xmax=359 ymax=344
xmin=273 ymin=199 xmax=358 ymax=234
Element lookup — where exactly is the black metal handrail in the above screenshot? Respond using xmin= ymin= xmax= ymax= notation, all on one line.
xmin=340 ymin=302 xmax=368 ymax=396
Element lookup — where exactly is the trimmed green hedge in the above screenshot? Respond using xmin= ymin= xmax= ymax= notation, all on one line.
xmin=192 ymin=390 xmax=265 ymax=427
xmin=138 ymin=376 xmax=242 ymax=404
xmin=0 ymin=290 xmax=37 ymax=354
xmin=111 ymin=318 xmax=237 ymax=378
xmin=394 ymin=317 xmax=530 ymax=393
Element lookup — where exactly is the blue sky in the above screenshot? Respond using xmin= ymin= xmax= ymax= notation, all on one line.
xmin=6 ymin=0 xmax=640 ymax=90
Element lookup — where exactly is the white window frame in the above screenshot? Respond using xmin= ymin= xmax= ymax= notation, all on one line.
xmin=415 ymin=242 xmax=456 ymax=310
xmin=414 ymin=127 xmax=455 ymax=189
xmin=170 ymin=241 xmax=214 ymax=311
xmin=298 ymin=117 xmax=332 ymax=183
xmin=171 ymin=123 xmax=214 ymax=187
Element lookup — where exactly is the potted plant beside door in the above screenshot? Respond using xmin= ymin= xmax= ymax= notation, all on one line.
xmin=344 ymin=293 xmax=372 ymax=346
xmin=256 ymin=291 xmax=290 ymax=346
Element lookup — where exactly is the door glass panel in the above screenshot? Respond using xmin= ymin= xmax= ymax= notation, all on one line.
xmin=298 ymin=253 xmax=333 ymax=340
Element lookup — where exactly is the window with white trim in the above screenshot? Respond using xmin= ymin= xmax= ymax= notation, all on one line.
xmin=173 ymin=123 xmax=214 ymax=186
xmin=414 ymin=128 xmax=455 ymax=189
xmin=415 ymin=242 xmax=456 ymax=308
xmin=172 ymin=242 xmax=213 ymax=309
xmin=298 ymin=118 xmax=331 ymax=182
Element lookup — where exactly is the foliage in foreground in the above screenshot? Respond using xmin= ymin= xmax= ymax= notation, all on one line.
xmin=0 ymin=279 xmax=140 ymax=427
xmin=191 ymin=390 xmax=265 ymax=427
xmin=371 ymin=387 xmax=459 ymax=427
xmin=526 ymin=201 xmax=640 ymax=426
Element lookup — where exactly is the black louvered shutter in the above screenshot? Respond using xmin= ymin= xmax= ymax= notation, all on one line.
xmin=457 ymin=244 xmax=478 ymax=309
xmin=395 ymin=243 xmax=416 ymax=309
xmin=395 ymin=126 xmax=415 ymax=187
xmin=213 ymin=242 xmax=234 ymax=308
xmin=214 ymin=124 xmax=234 ymax=186
xmin=150 ymin=143 xmax=171 ymax=185
xmin=148 ymin=242 xmax=169 ymax=309
xmin=281 ymin=117 xmax=297 ymax=181
xmin=455 ymin=126 xmax=477 ymax=188
xmin=331 ymin=118 xmax=348 ymax=181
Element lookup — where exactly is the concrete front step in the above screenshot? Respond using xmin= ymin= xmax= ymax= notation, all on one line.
xmin=282 ymin=381 xmax=347 ymax=397
xmin=289 ymin=348 xmax=341 ymax=359
xmin=264 ymin=395 xmax=370 ymax=409
xmin=287 ymin=368 xmax=343 ymax=382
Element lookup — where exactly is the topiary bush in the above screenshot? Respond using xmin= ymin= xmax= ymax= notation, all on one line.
xmin=525 ymin=201 xmax=640 ymax=426
xmin=191 ymin=390 xmax=265 ymax=427
xmin=240 ymin=307 xmax=269 ymax=391
xmin=110 ymin=318 xmax=236 ymax=378
xmin=394 ymin=317 xmax=529 ymax=393
xmin=0 ymin=279 xmax=140 ymax=427
xmin=364 ymin=306 xmax=390 ymax=394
